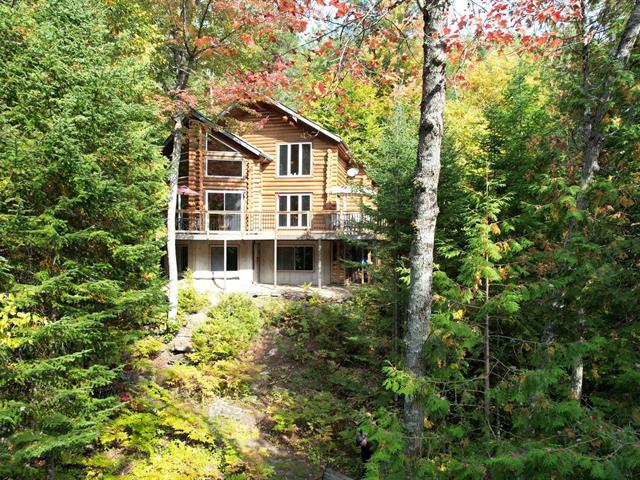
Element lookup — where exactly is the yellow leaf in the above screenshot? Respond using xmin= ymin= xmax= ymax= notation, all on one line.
xmin=619 ymin=196 xmax=634 ymax=208
xmin=490 ymin=223 xmax=501 ymax=235
xmin=453 ymin=309 xmax=464 ymax=320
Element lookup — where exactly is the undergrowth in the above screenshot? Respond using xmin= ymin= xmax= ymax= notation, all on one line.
xmin=258 ymin=290 xmax=395 ymax=476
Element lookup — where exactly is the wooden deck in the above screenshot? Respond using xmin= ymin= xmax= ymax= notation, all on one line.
xmin=175 ymin=210 xmax=373 ymax=240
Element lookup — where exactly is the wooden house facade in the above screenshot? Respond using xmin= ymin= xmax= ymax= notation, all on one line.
xmin=169 ymin=100 xmax=373 ymax=288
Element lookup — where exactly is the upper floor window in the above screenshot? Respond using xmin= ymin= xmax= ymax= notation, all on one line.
xmin=206 ymin=158 xmax=243 ymax=177
xmin=278 ymin=143 xmax=311 ymax=177
xmin=178 ymin=158 xmax=189 ymax=178
xmin=278 ymin=193 xmax=310 ymax=228
xmin=207 ymin=134 xmax=236 ymax=153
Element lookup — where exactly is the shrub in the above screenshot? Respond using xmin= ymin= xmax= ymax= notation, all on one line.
xmin=131 ymin=336 xmax=165 ymax=359
xmin=190 ymin=294 xmax=262 ymax=365
xmin=178 ymin=269 xmax=209 ymax=317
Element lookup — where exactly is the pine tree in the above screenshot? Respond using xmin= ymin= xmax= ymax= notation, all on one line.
xmin=0 ymin=1 xmax=166 ymax=477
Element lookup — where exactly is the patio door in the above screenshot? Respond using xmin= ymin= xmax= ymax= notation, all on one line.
xmin=207 ymin=191 xmax=243 ymax=231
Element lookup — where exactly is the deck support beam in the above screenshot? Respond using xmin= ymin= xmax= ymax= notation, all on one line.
xmin=223 ymin=238 xmax=227 ymax=291
xmin=317 ymin=240 xmax=322 ymax=288
xmin=273 ymin=237 xmax=278 ymax=287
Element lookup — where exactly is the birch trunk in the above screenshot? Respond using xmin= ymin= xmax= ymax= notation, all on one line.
xmin=569 ymin=0 xmax=640 ymax=401
xmin=404 ymin=0 xmax=450 ymax=461
xmin=167 ymin=107 xmax=184 ymax=323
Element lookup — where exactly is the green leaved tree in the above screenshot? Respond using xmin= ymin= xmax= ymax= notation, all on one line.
xmin=0 ymin=0 xmax=166 ymax=477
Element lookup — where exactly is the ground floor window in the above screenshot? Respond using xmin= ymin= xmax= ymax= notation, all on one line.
xmin=177 ymin=245 xmax=188 ymax=273
xmin=277 ymin=246 xmax=313 ymax=271
xmin=211 ymin=246 xmax=238 ymax=271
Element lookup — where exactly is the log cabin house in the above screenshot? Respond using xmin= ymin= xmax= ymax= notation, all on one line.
xmin=166 ymin=100 xmax=374 ymax=288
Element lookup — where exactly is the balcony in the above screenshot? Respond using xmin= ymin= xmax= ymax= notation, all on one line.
xmin=175 ymin=210 xmax=371 ymax=239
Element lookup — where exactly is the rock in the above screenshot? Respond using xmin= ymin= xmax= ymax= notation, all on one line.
xmin=322 ymin=467 xmax=353 ymax=480
xmin=170 ymin=335 xmax=192 ymax=353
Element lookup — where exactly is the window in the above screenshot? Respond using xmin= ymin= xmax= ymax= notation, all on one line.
xmin=278 ymin=143 xmax=311 ymax=176
xmin=277 ymin=246 xmax=313 ymax=271
xmin=178 ymin=158 xmax=189 ymax=178
xmin=207 ymin=191 xmax=243 ymax=231
xmin=206 ymin=134 xmax=236 ymax=153
xmin=211 ymin=246 xmax=238 ymax=271
xmin=177 ymin=245 xmax=188 ymax=273
xmin=278 ymin=193 xmax=310 ymax=228
xmin=206 ymin=158 xmax=243 ymax=177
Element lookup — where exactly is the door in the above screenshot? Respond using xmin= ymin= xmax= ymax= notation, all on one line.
xmin=207 ymin=191 xmax=243 ymax=231
xmin=210 ymin=246 xmax=238 ymax=272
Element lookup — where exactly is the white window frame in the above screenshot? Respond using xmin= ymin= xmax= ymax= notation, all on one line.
xmin=205 ymin=190 xmax=244 ymax=232
xmin=205 ymin=190 xmax=245 ymax=212
xmin=210 ymin=243 xmax=240 ymax=272
xmin=276 ymin=244 xmax=315 ymax=272
xmin=205 ymin=154 xmax=245 ymax=179
xmin=276 ymin=142 xmax=313 ymax=177
xmin=277 ymin=193 xmax=311 ymax=229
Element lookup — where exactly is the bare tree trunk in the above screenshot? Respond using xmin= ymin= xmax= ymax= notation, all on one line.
xmin=484 ymin=261 xmax=491 ymax=432
xmin=167 ymin=107 xmax=185 ymax=323
xmin=46 ymin=453 xmax=55 ymax=480
xmin=568 ymin=0 xmax=640 ymax=401
xmin=393 ymin=252 xmax=400 ymax=364
xmin=404 ymin=0 xmax=450 ymax=462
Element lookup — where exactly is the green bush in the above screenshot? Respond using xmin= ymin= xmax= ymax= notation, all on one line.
xmin=131 ymin=335 xmax=165 ymax=359
xmin=178 ymin=269 xmax=209 ymax=317
xmin=160 ymin=360 xmax=262 ymax=399
xmin=190 ymin=294 xmax=263 ymax=365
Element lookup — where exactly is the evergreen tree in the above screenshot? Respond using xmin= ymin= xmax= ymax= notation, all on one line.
xmin=0 ymin=0 xmax=166 ymax=477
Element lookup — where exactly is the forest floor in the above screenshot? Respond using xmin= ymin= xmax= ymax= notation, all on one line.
xmin=151 ymin=286 xmax=361 ymax=479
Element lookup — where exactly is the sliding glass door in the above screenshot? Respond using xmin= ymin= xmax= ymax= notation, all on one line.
xmin=207 ymin=191 xmax=243 ymax=231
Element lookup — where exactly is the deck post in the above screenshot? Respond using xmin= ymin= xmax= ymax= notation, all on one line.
xmin=317 ymin=240 xmax=322 ymax=288
xmin=223 ymin=238 xmax=227 ymax=291
xmin=273 ymin=237 xmax=278 ymax=287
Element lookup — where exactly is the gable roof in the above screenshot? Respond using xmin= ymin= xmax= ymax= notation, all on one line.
xmin=189 ymin=109 xmax=273 ymax=161
xmin=224 ymin=98 xmax=351 ymax=160
xmin=266 ymin=100 xmax=343 ymax=144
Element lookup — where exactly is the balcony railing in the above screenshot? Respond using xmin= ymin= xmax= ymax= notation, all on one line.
xmin=175 ymin=210 xmax=370 ymax=235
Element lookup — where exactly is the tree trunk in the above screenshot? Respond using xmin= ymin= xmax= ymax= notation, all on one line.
xmin=484 ymin=264 xmax=491 ymax=432
xmin=403 ymin=0 xmax=450 ymax=462
xmin=568 ymin=0 xmax=640 ymax=401
xmin=167 ymin=107 xmax=185 ymax=323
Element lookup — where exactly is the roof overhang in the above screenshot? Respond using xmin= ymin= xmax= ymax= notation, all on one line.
xmin=189 ymin=108 xmax=273 ymax=162
xmin=262 ymin=100 xmax=352 ymax=161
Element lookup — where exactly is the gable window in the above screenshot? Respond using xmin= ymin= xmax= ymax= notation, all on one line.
xmin=278 ymin=143 xmax=311 ymax=176
xmin=277 ymin=193 xmax=310 ymax=228
xmin=277 ymin=246 xmax=313 ymax=271
xmin=206 ymin=158 xmax=243 ymax=177
xmin=207 ymin=134 xmax=236 ymax=153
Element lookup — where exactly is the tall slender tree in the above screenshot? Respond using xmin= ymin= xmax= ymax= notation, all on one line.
xmin=403 ymin=0 xmax=451 ymax=460
xmin=568 ymin=0 xmax=640 ymax=401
